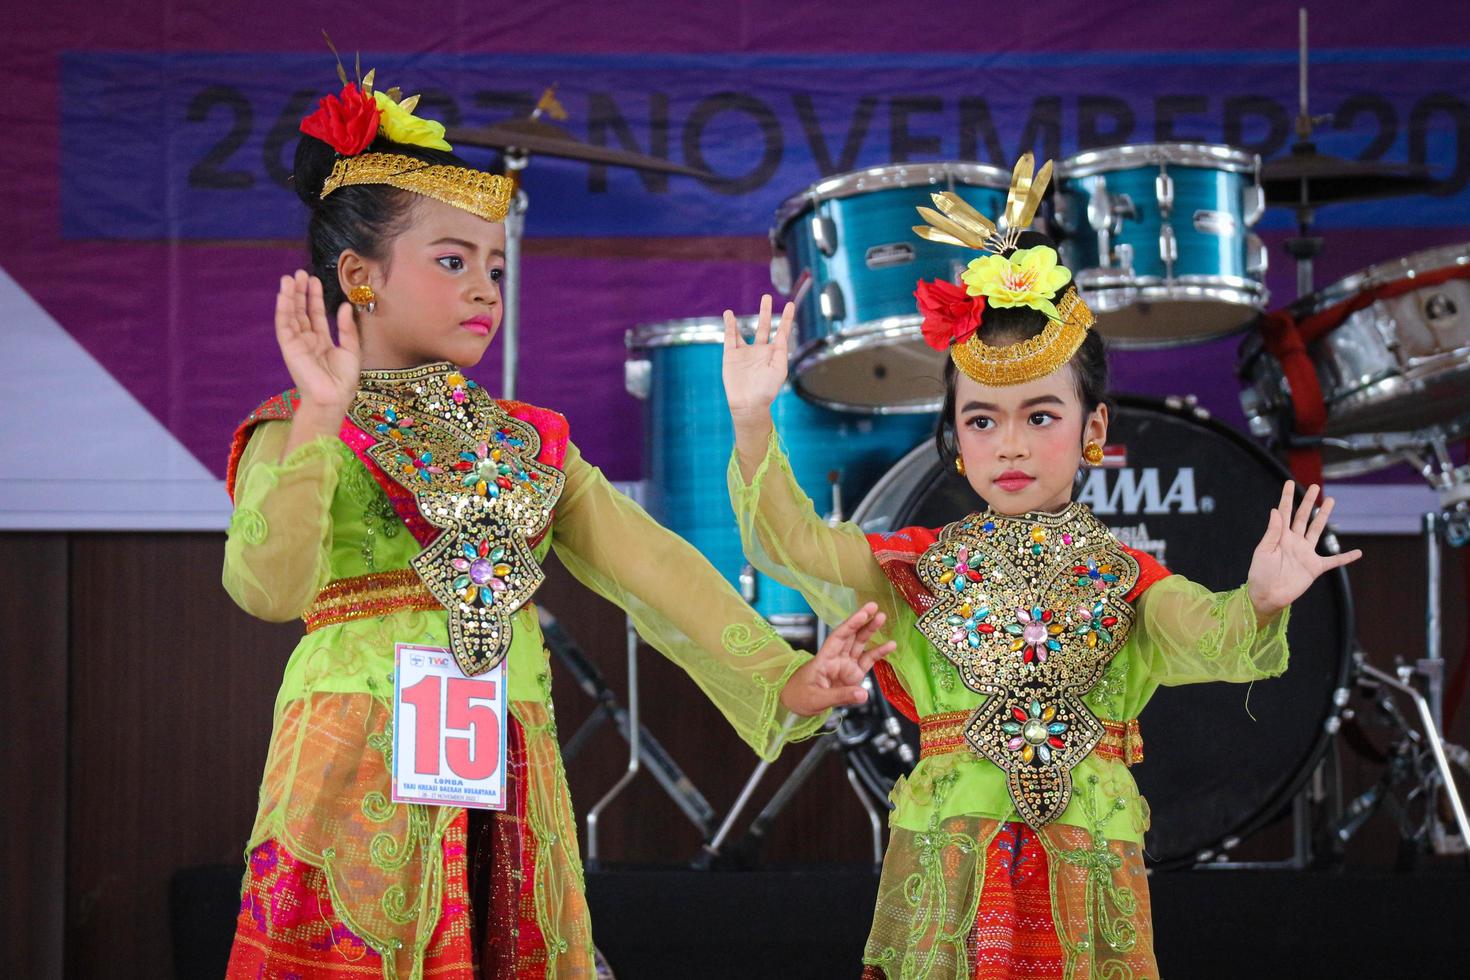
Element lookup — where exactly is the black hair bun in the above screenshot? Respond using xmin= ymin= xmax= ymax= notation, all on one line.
xmin=291 ymin=134 xmax=340 ymax=207
xmin=1011 ymin=229 xmax=1058 ymax=253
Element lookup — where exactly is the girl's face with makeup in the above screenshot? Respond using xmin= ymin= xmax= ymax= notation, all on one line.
xmin=952 ymin=365 xmax=1109 ymax=516
xmin=341 ymin=197 xmax=508 ymax=370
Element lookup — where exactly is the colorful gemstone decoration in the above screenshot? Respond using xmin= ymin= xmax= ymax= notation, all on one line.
xmin=1029 ymin=525 xmax=1047 ymax=555
xmin=946 ymin=602 xmax=995 ymax=649
xmin=493 ymin=428 xmax=526 ymax=450
xmin=1074 ymin=599 xmax=1119 ymax=649
xmin=938 ymin=544 xmax=984 ymax=593
xmin=981 ymin=520 xmax=997 ymax=535
xmin=451 ymin=540 xmax=512 ymax=606
xmin=1001 ymin=700 xmax=1068 ymax=765
xmin=397 ymin=450 xmax=443 ymax=483
xmin=1005 ymin=606 xmax=1063 ymax=663
xmin=371 ymin=406 xmax=415 ymax=441
xmin=1073 ymin=557 xmax=1120 ymax=591
xmin=445 ymin=371 xmax=479 ymax=405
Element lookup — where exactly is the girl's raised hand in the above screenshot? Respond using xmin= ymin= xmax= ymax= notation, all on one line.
xmin=722 ymin=294 xmax=794 ymax=424
xmin=274 ymin=270 xmax=361 ymax=414
xmin=1247 ymin=482 xmax=1363 ymax=621
xmin=780 ymin=602 xmax=897 ymax=716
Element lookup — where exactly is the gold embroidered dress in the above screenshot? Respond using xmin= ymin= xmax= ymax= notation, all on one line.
xmin=223 ymin=363 xmax=823 ymax=979
xmin=729 ymin=433 xmax=1292 ymax=980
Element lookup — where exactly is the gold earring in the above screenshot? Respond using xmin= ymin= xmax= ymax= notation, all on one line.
xmin=955 ymin=455 xmax=966 ymax=476
xmin=348 ymin=284 xmax=376 ymax=314
xmin=1083 ymin=441 xmax=1104 ymax=466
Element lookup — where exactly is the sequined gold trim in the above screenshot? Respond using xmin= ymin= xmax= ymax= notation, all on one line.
xmin=919 ymin=709 xmax=1143 ymax=767
xmin=322 ymin=153 xmax=514 ymax=223
xmin=914 ymin=504 xmax=1139 ymax=828
xmin=948 ymin=285 xmax=1096 ymax=387
xmin=302 ymin=569 xmax=440 ymax=633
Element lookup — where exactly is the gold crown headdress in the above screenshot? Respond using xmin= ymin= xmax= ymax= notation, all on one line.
xmin=302 ymin=48 xmax=514 ymax=224
xmin=912 ymin=154 xmax=1096 ymax=387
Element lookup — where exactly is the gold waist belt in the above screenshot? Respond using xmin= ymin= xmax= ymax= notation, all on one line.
xmin=303 ymin=568 xmax=441 ymax=633
xmin=918 ymin=709 xmax=1144 ymax=766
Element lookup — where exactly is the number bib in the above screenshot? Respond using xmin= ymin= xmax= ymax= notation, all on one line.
xmin=392 ymin=643 xmax=508 ymax=810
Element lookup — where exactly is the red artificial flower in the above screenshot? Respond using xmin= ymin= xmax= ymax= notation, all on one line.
xmin=299 ymin=83 xmax=380 ymax=156
xmin=915 ymin=279 xmax=986 ymax=351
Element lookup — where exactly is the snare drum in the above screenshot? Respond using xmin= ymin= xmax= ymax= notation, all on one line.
xmin=1054 ymin=143 xmax=1268 ymax=347
xmin=627 ymin=318 xmax=934 ymax=638
xmin=1239 ymin=242 xmax=1470 ymax=477
xmin=844 ymin=397 xmax=1352 ymax=868
xmin=771 ymin=162 xmax=1012 ymax=413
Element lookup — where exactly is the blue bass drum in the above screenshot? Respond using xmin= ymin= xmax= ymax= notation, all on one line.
xmin=627 ymin=318 xmax=935 ymax=638
xmin=1054 ymin=143 xmax=1268 ymax=348
xmin=771 ymin=162 xmax=1011 ymax=413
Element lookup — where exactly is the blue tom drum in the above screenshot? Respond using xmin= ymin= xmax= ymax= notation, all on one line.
xmin=627 ymin=317 xmax=935 ymax=638
xmin=1054 ymin=143 xmax=1268 ymax=348
xmin=771 ymin=162 xmax=1012 ymax=413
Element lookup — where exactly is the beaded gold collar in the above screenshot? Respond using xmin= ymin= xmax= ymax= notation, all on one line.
xmin=914 ymin=503 xmax=1139 ymax=828
xmin=348 ymin=363 xmax=565 ymax=675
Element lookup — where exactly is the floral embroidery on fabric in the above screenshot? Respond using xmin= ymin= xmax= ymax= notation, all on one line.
xmin=230 ymin=507 xmax=268 ymax=546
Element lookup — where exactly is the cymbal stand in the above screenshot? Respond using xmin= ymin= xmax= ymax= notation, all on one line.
xmin=500 ymin=152 xmax=529 ymax=400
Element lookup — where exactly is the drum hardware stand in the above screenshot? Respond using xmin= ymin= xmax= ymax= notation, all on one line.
xmin=584 ymin=616 xmax=660 ymax=871
xmin=541 ymin=608 xmax=718 ymax=842
xmin=1332 ymin=651 xmax=1470 ymax=865
xmin=694 ymin=472 xmax=889 ymax=870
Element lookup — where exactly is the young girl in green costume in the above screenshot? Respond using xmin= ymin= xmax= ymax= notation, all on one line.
xmin=722 ymin=156 xmax=1362 ymax=979
xmin=222 ymin=67 xmax=892 ymax=980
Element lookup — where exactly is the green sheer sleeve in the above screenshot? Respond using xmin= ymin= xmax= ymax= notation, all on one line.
xmin=222 ymin=420 xmax=342 ymax=623
xmin=726 ymin=428 xmax=905 ymax=631
xmin=550 ymin=439 xmax=826 ymax=761
xmin=1132 ymin=574 xmax=1292 ymax=687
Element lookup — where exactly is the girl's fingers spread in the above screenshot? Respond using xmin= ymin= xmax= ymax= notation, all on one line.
xmin=723 ymin=309 xmax=742 ymax=348
xmin=1259 ymin=508 xmax=1283 ymax=553
xmin=1305 ymin=495 xmax=1335 ymax=546
xmin=1292 ymin=484 xmax=1319 ymax=535
xmin=1327 ymin=549 xmax=1364 ymax=569
xmin=776 ymin=302 xmax=795 ymax=349
xmin=756 ymin=293 xmax=773 ymax=344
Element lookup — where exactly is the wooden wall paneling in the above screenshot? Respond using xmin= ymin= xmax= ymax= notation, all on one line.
xmin=64 ymin=533 xmax=297 ymax=977
xmin=0 ymin=534 xmax=68 ymax=979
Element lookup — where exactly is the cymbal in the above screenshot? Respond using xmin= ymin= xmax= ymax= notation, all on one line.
xmin=1262 ymin=148 xmax=1440 ymax=205
xmin=446 ymin=118 xmax=716 ymax=179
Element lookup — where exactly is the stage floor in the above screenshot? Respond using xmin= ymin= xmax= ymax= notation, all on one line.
xmin=171 ymin=864 xmax=1469 ymax=977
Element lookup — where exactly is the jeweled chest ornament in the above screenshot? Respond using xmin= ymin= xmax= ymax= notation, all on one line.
xmin=348 ymin=363 xmax=565 ymax=676
xmin=915 ymin=504 xmax=1139 ymax=828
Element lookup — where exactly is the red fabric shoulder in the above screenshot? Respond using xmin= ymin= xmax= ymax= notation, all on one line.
xmin=225 ymin=389 xmax=301 ymax=502
xmin=1121 ymin=544 xmax=1172 ymax=602
xmin=497 ymin=399 xmax=570 ymax=469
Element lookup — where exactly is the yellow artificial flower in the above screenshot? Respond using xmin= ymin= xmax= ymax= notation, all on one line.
xmin=960 ymin=245 xmax=1073 ymax=321
xmin=373 ymin=91 xmax=452 ymax=151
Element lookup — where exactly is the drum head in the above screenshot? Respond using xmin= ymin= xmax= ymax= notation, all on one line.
xmin=849 ymin=396 xmax=1352 ymax=867
xmin=1082 ymin=282 xmax=1266 ymax=349
xmin=791 ymin=321 xmax=947 ymax=413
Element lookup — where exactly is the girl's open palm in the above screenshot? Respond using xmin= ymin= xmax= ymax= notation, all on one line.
xmin=780 ymin=602 xmax=896 ymax=715
xmin=275 ymin=270 xmax=361 ymax=413
xmin=1247 ymin=482 xmax=1363 ymax=619
xmin=723 ymin=294 xmax=794 ymax=420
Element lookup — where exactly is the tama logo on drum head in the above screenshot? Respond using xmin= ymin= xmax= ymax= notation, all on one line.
xmin=1076 ymin=466 xmax=1211 ymax=516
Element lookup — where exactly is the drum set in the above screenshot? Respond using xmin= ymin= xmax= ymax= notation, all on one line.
xmin=449 ymin=38 xmax=1470 ymax=872
xmin=635 ymin=139 xmax=1470 ymax=870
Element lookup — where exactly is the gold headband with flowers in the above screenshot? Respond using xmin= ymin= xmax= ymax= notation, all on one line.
xmin=300 ymin=65 xmax=513 ymax=224
xmin=911 ymin=154 xmax=1096 ymax=387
